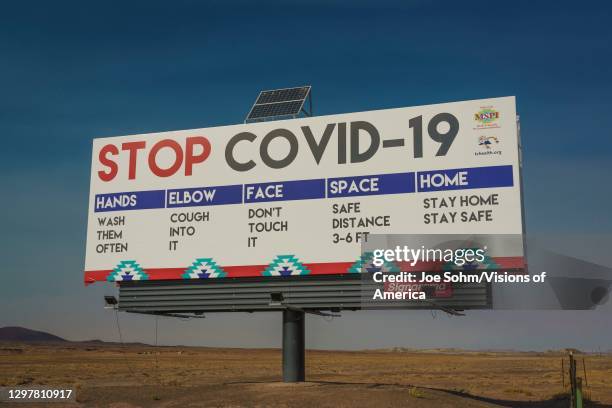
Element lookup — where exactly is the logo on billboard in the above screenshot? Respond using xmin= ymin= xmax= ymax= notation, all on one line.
xmin=474 ymin=106 xmax=500 ymax=129
xmin=475 ymin=135 xmax=501 ymax=156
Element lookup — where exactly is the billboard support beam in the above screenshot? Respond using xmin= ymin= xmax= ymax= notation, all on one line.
xmin=282 ymin=309 xmax=305 ymax=382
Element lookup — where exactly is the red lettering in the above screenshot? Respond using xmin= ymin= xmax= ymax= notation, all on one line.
xmin=185 ymin=136 xmax=211 ymax=176
xmin=121 ymin=141 xmax=146 ymax=180
xmin=148 ymin=139 xmax=183 ymax=177
xmin=98 ymin=144 xmax=119 ymax=182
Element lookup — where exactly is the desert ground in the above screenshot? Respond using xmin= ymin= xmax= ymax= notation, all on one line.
xmin=1 ymin=343 xmax=611 ymax=407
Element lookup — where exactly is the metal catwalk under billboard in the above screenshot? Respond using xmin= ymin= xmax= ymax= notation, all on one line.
xmin=84 ymin=96 xmax=524 ymax=284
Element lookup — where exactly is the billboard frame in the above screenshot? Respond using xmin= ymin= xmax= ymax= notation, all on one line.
xmin=91 ymin=95 xmax=525 ymax=382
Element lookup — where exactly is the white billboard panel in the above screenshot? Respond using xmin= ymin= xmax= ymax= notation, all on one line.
xmin=84 ymin=96 xmax=523 ymax=283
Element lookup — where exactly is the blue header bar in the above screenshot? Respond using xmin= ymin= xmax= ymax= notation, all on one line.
xmin=244 ymin=179 xmax=326 ymax=203
xmin=94 ymin=190 xmax=165 ymax=213
xmin=417 ymin=165 xmax=513 ymax=192
xmin=93 ymin=165 xmax=514 ymax=212
xmin=327 ymin=172 xmax=415 ymax=198
xmin=167 ymin=185 xmax=242 ymax=208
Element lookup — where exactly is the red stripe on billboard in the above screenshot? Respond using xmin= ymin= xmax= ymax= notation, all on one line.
xmin=83 ymin=256 xmax=525 ymax=285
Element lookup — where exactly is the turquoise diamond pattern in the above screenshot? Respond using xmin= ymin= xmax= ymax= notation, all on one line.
xmin=348 ymin=252 xmax=400 ymax=274
xmin=183 ymin=258 xmax=227 ymax=279
xmin=107 ymin=260 xmax=148 ymax=282
xmin=262 ymin=255 xmax=310 ymax=276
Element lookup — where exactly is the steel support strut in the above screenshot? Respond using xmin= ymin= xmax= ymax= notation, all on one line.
xmin=282 ymin=309 xmax=305 ymax=382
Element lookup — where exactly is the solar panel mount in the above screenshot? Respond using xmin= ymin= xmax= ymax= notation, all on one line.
xmin=245 ymin=86 xmax=312 ymax=123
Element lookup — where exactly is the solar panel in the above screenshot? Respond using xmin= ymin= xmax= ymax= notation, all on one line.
xmin=247 ymin=100 xmax=304 ymax=120
xmin=246 ymin=86 xmax=311 ymax=122
xmin=256 ymin=87 xmax=309 ymax=105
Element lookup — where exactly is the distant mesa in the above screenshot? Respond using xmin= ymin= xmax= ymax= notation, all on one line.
xmin=0 ymin=326 xmax=67 ymax=343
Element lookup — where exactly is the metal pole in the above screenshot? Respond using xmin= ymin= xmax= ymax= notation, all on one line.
xmin=282 ymin=309 xmax=305 ymax=382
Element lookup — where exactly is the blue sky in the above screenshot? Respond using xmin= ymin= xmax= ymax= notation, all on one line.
xmin=1 ymin=0 xmax=611 ymax=350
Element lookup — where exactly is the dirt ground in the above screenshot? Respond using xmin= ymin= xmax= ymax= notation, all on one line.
xmin=1 ymin=343 xmax=611 ymax=407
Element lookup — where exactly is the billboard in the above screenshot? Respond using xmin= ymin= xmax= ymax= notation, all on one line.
xmin=85 ymin=96 xmax=523 ymax=284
